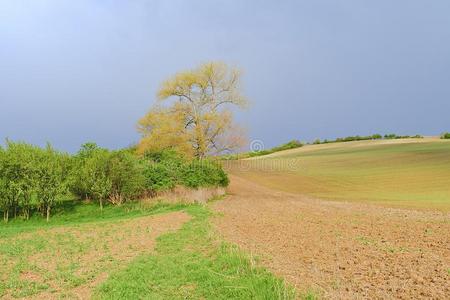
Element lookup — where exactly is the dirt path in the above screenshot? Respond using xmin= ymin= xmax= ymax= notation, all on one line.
xmin=212 ymin=175 xmax=450 ymax=299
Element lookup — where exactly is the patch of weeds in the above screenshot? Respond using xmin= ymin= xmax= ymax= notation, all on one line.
xmin=356 ymin=236 xmax=374 ymax=246
xmin=55 ymin=262 xmax=85 ymax=288
xmin=4 ymin=260 xmax=49 ymax=298
xmin=301 ymin=290 xmax=320 ymax=300
xmin=94 ymin=205 xmax=296 ymax=299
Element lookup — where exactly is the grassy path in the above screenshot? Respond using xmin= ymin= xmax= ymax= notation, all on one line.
xmin=94 ymin=205 xmax=295 ymax=299
xmin=0 ymin=201 xmax=295 ymax=299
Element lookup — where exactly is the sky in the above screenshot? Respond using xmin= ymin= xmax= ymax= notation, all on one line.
xmin=1 ymin=0 xmax=450 ymax=152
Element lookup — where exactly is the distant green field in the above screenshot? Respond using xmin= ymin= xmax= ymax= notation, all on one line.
xmin=228 ymin=138 xmax=450 ymax=211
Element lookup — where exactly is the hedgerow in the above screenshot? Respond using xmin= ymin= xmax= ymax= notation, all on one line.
xmin=312 ymin=133 xmax=423 ymax=145
xmin=0 ymin=142 xmax=229 ymax=222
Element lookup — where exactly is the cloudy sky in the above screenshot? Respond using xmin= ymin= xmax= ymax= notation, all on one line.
xmin=1 ymin=0 xmax=449 ymax=152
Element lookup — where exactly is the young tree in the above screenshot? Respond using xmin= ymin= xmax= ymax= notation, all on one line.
xmin=0 ymin=146 xmax=11 ymax=222
xmin=70 ymin=142 xmax=102 ymax=200
xmin=0 ymin=176 xmax=8 ymax=222
xmin=138 ymin=61 xmax=247 ymax=158
xmin=73 ymin=143 xmax=112 ymax=210
xmin=107 ymin=150 xmax=145 ymax=205
xmin=0 ymin=141 xmax=40 ymax=221
xmin=82 ymin=148 xmax=112 ymax=210
xmin=35 ymin=145 xmax=70 ymax=222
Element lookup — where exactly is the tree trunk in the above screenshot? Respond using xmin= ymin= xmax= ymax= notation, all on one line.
xmin=3 ymin=210 xmax=8 ymax=223
xmin=46 ymin=205 xmax=50 ymax=222
xmin=100 ymin=198 xmax=103 ymax=211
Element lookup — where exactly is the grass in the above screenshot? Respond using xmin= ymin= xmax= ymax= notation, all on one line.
xmin=0 ymin=200 xmax=188 ymax=298
xmin=227 ymin=138 xmax=450 ymax=210
xmin=94 ymin=205 xmax=295 ymax=299
xmin=0 ymin=199 xmax=187 ymax=238
xmin=0 ymin=201 xmax=296 ymax=299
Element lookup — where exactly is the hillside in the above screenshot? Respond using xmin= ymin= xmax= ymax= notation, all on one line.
xmin=227 ymin=137 xmax=450 ymax=210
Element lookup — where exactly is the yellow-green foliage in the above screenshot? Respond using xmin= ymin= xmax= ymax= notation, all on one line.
xmin=137 ymin=62 xmax=247 ymax=158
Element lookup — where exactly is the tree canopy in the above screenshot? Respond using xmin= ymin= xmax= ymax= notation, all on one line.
xmin=138 ymin=62 xmax=247 ymax=158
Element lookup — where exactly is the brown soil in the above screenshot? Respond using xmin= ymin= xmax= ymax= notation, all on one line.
xmin=212 ymin=175 xmax=450 ymax=299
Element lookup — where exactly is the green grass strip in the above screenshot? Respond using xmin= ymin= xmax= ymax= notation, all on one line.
xmin=94 ymin=205 xmax=296 ymax=300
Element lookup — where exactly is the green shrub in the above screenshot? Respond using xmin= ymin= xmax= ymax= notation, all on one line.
xmin=70 ymin=143 xmax=111 ymax=202
xmin=142 ymin=149 xmax=229 ymax=192
xmin=143 ymin=162 xmax=179 ymax=192
xmin=108 ymin=150 xmax=145 ymax=204
xmin=441 ymin=132 xmax=450 ymax=139
xmin=142 ymin=149 xmax=185 ymax=192
xmin=182 ymin=160 xmax=229 ymax=188
xmin=384 ymin=134 xmax=397 ymax=139
xmin=72 ymin=144 xmax=146 ymax=207
xmin=34 ymin=145 xmax=71 ymax=221
xmin=247 ymin=149 xmax=272 ymax=157
xmin=0 ymin=141 xmax=42 ymax=221
xmin=271 ymin=139 xmax=303 ymax=152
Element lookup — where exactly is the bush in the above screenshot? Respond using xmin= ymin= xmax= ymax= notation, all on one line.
xmin=143 ymin=163 xmax=179 ymax=192
xmin=441 ymin=132 xmax=450 ymax=139
xmin=108 ymin=150 xmax=145 ymax=204
xmin=71 ymin=143 xmax=109 ymax=201
xmin=384 ymin=134 xmax=397 ymax=139
xmin=34 ymin=145 xmax=71 ymax=221
xmin=142 ymin=149 xmax=185 ymax=192
xmin=72 ymin=144 xmax=146 ymax=207
xmin=182 ymin=160 xmax=229 ymax=188
xmin=271 ymin=140 xmax=303 ymax=152
xmin=0 ymin=141 xmax=38 ymax=221
xmin=142 ymin=149 xmax=229 ymax=192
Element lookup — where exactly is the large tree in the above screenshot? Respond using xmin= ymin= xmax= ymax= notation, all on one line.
xmin=138 ymin=62 xmax=247 ymax=158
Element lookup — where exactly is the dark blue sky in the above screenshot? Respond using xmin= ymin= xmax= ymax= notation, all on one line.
xmin=1 ymin=0 xmax=449 ymax=152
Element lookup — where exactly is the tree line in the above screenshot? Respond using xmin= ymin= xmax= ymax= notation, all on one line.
xmin=311 ymin=133 xmax=424 ymax=145
xmin=0 ymin=141 xmax=228 ymax=223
